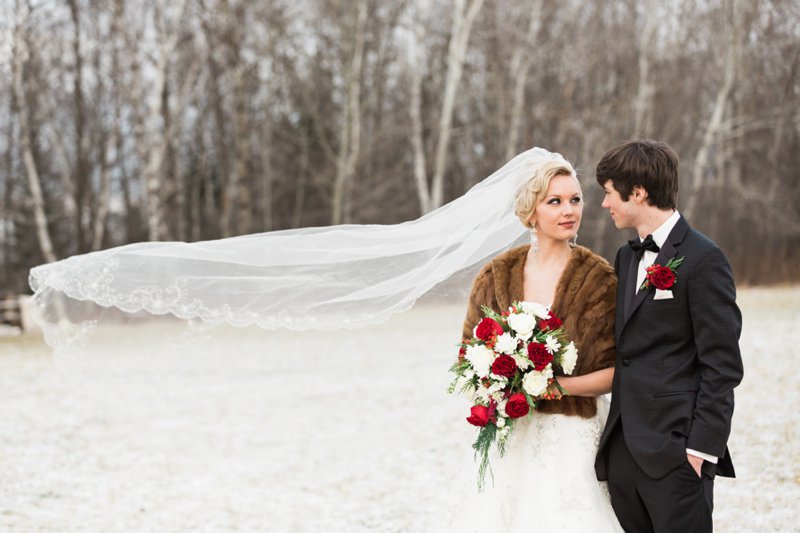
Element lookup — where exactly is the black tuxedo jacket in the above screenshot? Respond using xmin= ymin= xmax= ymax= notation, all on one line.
xmin=595 ymin=216 xmax=744 ymax=480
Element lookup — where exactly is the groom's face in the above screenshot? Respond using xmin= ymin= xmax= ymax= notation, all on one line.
xmin=601 ymin=181 xmax=636 ymax=229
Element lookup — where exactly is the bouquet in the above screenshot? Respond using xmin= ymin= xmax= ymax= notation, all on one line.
xmin=448 ymin=301 xmax=579 ymax=489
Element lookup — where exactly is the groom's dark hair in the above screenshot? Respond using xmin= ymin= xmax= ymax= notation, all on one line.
xmin=595 ymin=139 xmax=679 ymax=209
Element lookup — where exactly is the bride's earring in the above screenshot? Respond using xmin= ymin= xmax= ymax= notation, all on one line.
xmin=571 ymin=233 xmax=578 ymax=246
xmin=530 ymin=223 xmax=538 ymax=254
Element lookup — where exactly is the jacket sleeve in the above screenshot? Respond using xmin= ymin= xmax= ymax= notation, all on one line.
xmin=461 ymin=264 xmax=495 ymax=344
xmin=686 ymin=247 xmax=744 ymax=457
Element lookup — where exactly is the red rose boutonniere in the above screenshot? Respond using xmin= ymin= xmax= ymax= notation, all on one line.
xmin=640 ymin=256 xmax=684 ymax=291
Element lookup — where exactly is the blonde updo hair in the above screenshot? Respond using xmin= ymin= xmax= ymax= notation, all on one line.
xmin=514 ymin=160 xmax=577 ymax=229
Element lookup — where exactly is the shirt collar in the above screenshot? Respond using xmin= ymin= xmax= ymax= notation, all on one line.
xmin=642 ymin=210 xmax=680 ymax=248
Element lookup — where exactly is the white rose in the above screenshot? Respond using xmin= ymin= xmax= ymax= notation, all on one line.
xmin=522 ymin=367 xmax=553 ymax=397
xmin=516 ymin=330 xmax=533 ymax=342
xmin=507 ymin=313 xmax=536 ymax=336
xmin=495 ymin=332 xmax=518 ymax=354
xmin=465 ymin=345 xmax=494 ymax=377
xmin=544 ymin=335 xmax=561 ymax=355
xmin=496 ymin=416 xmax=506 ymax=428
xmin=561 ymin=341 xmax=579 ymax=375
xmin=512 ymin=352 xmax=532 ymax=370
xmin=519 ymin=301 xmax=550 ymax=319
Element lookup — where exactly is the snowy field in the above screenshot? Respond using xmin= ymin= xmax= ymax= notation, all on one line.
xmin=0 ymin=287 xmax=798 ymax=532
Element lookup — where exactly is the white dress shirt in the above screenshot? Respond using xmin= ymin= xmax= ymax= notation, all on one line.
xmin=634 ymin=210 xmax=718 ymax=465
xmin=635 ymin=210 xmax=680 ymax=293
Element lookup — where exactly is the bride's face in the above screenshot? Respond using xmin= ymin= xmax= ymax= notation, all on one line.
xmin=529 ymin=174 xmax=583 ymax=243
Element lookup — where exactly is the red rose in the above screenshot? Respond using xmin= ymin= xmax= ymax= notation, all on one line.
xmin=538 ymin=315 xmax=563 ymax=331
xmin=491 ymin=354 xmax=517 ymax=378
xmin=505 ymin=393 xmax=530 ymax=419
xmin=527 ymin=341 xmax=554 ymax=371
xmin=466 ymin=401 xmax=497 ymax=427
xmin=475 ymin=318 xmax=504 ymax=341
xmin=458 ymin=346 xmax=466 ymax=362
xmin=647 ymin=265 xmax=676 ymax=290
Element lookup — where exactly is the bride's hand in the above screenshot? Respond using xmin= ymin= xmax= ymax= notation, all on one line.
xmin=540 ymin=380 xmax=564 ymax=400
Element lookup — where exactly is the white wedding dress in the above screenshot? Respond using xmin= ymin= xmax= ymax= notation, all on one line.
xmin=443 ymin=396 xmax=623 ymax=533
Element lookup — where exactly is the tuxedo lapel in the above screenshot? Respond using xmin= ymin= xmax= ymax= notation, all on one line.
xmin=623 ymin=251 xmax=638 ymax=321
xmin=622 ymin=216 xmax=689 ymax=326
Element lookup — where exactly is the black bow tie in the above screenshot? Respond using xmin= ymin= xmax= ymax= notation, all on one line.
xmin=628 ymin=234 xmax=660 ymax=260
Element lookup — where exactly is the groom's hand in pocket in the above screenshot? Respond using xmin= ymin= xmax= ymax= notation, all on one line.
xmin=687 ymin=454 xmax=704 ymax=477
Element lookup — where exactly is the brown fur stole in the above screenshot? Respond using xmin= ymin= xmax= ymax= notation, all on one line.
xmin=461 ymin=245 xmax=617 ymax=418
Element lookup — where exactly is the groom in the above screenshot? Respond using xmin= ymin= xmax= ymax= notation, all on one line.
xmin=593 ymin=140 xmax=743 ymax=532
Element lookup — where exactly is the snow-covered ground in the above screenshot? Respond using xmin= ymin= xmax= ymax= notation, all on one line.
xmin=0 ymin=287 xmax=798 ymax=532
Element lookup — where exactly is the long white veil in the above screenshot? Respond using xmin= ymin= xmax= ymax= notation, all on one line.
xmin=20 ymin=147 xmax=572 ymax=531
xmin=29 ymin=147 xmax=569 ymax=353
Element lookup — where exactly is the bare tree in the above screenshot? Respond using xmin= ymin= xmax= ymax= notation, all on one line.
xmin=331 ymin=0 xmax=368 ymax=225
xmin=684 ymin=0 xmax=742 ymax=219
xmin=505 ymin=0 xmax=544 ymax=161
xmin=65 ymin=0 xmax=92 ymax=252
xmin=11 ymin=0 xmax=57 ymax=263
xmin=2 ymin=0 xmax=798 ymax=287
xmin=430 ymin=0 xmax=483 ymax=210
xmin=633 ymin=0 xmax=657 ymax=136
xmin=409 ymin=0 xmax=484 ymax=214
xmin=131 ymin=0 xmax=191 ymax=241
xmin=91 ymin=2 xmax=125 ymax=251
xmin=408 ymin=0 xmax=431 ymax=214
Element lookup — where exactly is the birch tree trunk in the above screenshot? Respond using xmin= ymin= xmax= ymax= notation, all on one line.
xmin=66 ymin=0 xmax=91 ymax=252
xmin=89 ymin=3 xmax=124 ymax=251
xmin=258 ymin=120 xmax=274 ymax=232
xmin=203 ymin=38 xmax=230 ymax=237
xmin=409 ymin=0 xmax=483 ymax=214
xmin=2 ymin=94 xmax=15 ymax=283
xmin=190 ymin=114 xmax=207 ymax=242
xmin=49 ymin=129 xmax=78 ymax=225
xmin=685 ymin=0 xmax=740 ymax=219
xmin=231 ymin=63 xmax=252 ymax=234
xmin=409 ymin=1 xmax=430 ymax=215
xmin=137 ymin=0 xmax=189 ymax=241
xmin=505 ymin=0 xmax=543 ymax=161
xmin=12 ymin=0 xmax=57 ymax=263
xmin=292 ymin=131 xmax=311 ymax=229
xmin=633 ymin=0 xmax=657 ymax=136
xmin=92 ymin=123 xmax=117 ymax=251
xmin=332 ymin=0 xmax=367 ymax=225
xmin=141 ymin=53 xmax=169 ymax=241
xmin=211 ymin=0 xmax=253 ymax=236
xmin=119 ymin=135 xmax=135 ymax=242
xmin=768 ymin=44 xmax=800 ymax=165
xmin=430 ymin=0 xmax=483 ymax=210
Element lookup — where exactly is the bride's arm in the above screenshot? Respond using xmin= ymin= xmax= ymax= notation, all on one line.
xmin=549 ymin=260 xmax=617 ymax=399
xmin=554 ymin=367 xmax=614 ymax=397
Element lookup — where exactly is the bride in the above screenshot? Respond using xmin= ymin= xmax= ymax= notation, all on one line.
xmin=446 ymin=158 xmax=623 ymax=532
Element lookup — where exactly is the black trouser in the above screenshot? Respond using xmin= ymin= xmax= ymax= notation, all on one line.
xmin=605 ymin=424 xmax=715 ymax=533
